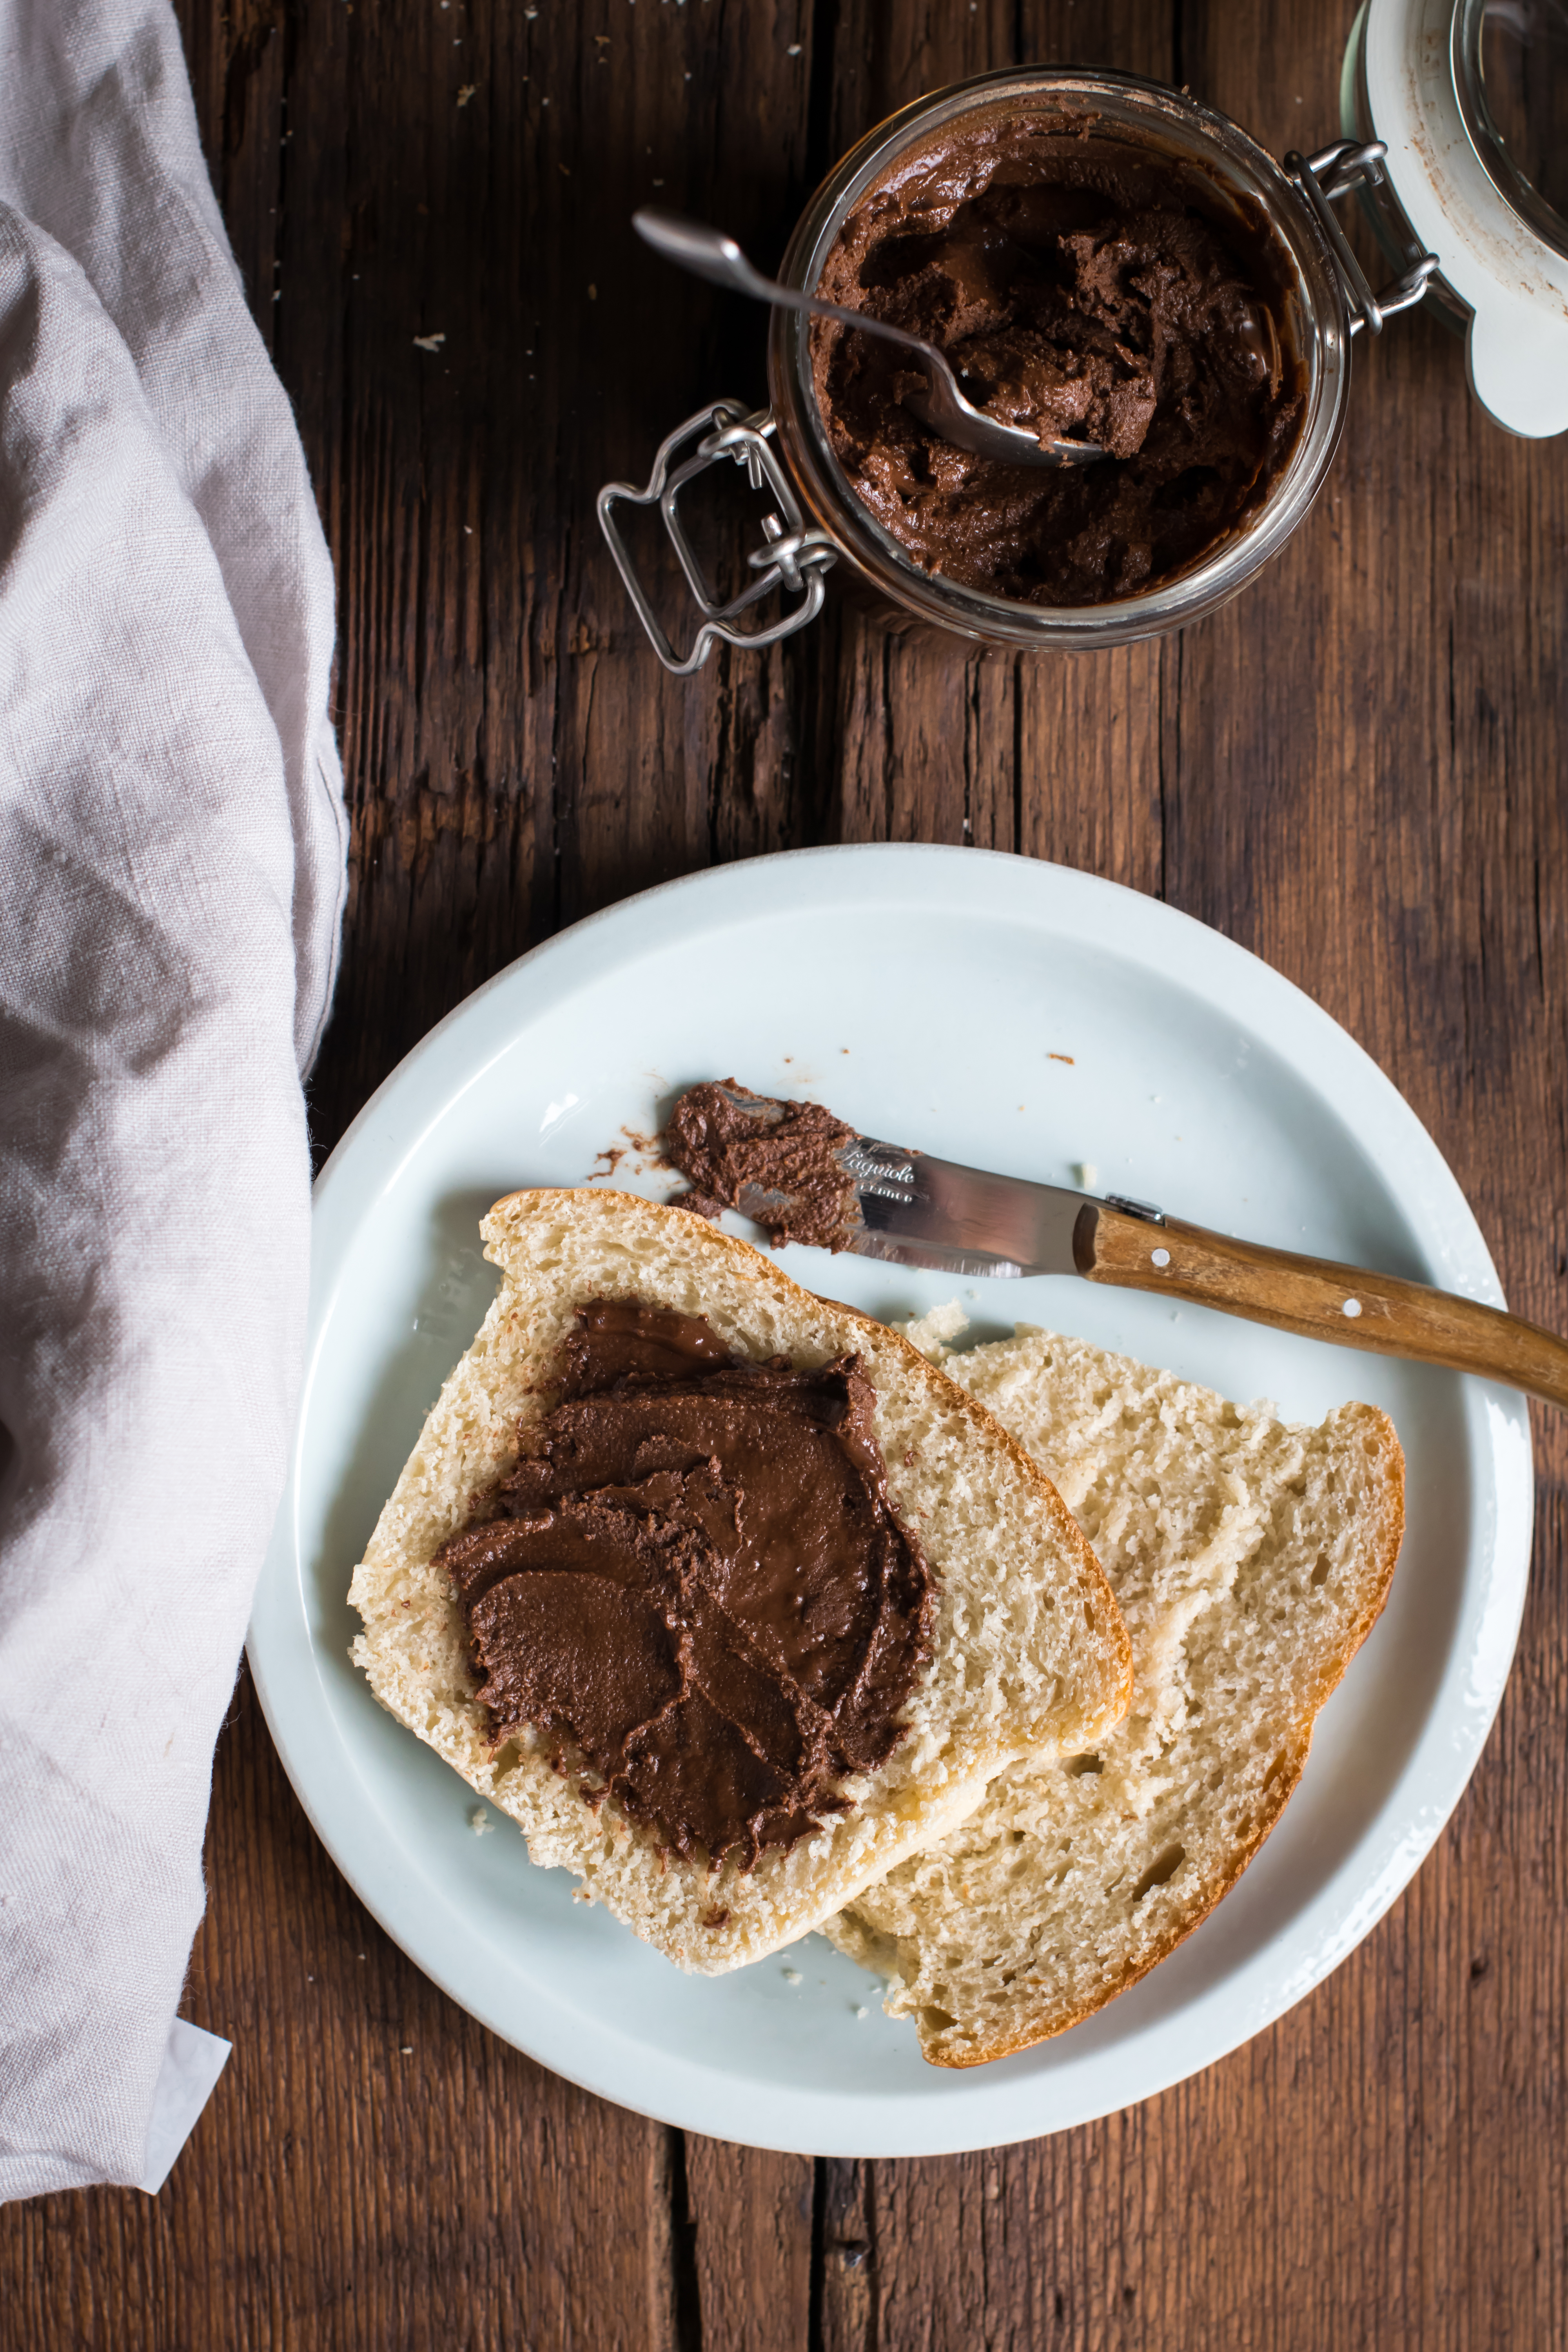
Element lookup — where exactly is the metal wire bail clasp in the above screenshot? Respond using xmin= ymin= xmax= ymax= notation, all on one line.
xmin=597 ymin=401 xmax=838 ymax=675
xmin=1284 ymin=141 xmax=1440 ymax=335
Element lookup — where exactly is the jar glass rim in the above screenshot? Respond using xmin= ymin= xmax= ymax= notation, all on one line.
xmin=1451 ymin=0 xmax=1568 ymax=263
xmin=768 ymin=67 xmax=1352 ymax=648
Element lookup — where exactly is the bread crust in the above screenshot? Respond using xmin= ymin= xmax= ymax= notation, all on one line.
xmin=915 ymin=1738 xmax=1312 ymax=2064
xmin=925 ymin=1405 xmax=1408 ymax=2067
xmin=349 ymin=1191 xmax=1132 ymax=1974
xmin=827 ymin=1324 xmax=1406 ymax=2064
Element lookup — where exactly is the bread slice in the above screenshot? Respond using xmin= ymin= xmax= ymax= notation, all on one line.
xmin=348 ymin=1195 xmax=1131 ymax=1974
xmin=825 ymin=1308 xmax=1405 ymax=2062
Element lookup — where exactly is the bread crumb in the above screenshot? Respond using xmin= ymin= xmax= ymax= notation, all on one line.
xmin=782 ymin=1966 xmax=802 ymax=1984
xmin=469 ymin=1806 xmax=493 ymax=1835
xmin=897 ymin=1300 xmax=969 ymax=1363
xmin=1075 ymin=1162 xmax=1098 ymax=1190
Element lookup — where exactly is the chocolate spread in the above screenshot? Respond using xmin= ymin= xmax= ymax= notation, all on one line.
xmin=437 ymin=1298 xmax=935 ymax=1868
xmin=812 ymin=111 xmax=1305 ymax=605
xmin=665 ymin=1080 xmax=859 ymax=1249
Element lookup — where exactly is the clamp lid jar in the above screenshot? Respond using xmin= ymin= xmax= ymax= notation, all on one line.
xmin=601 ymin=68 xmax=1437 ymax=670
xmin=1342 ymin=0 xmax=1568 ymax=437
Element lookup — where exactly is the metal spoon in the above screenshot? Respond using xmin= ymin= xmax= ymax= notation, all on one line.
xmin=633 ymin=208 xmax=1104 ymax=471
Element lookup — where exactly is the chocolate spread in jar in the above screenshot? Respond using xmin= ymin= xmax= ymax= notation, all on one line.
xmin=812 ymin=110 xmax=1305 ymax=605
xmin=436 ymin=1298 xmax=935 ymax=1868
xmin=664 ymin=1080 xmax=859 ymax=1250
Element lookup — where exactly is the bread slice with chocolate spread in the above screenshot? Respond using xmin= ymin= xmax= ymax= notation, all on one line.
xmin=824 ymin=1310 xmax=1405 ymax=2062
xmin=348 ymin=1191 xmax=1131 ymax=1975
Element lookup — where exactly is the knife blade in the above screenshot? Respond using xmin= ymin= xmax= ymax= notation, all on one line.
xmin=726 ymin=1118 xmax=1568 ymax=1411
xmin=735 ymin=1135 xmax=1133 ymax=1280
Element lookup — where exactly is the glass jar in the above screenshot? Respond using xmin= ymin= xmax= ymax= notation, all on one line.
xmin=599 ymin=67 xmax=1436 ymax=671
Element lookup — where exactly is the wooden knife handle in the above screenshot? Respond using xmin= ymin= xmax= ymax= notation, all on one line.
xmin=1074 ymin=1202 xmax=1568 ymax=1410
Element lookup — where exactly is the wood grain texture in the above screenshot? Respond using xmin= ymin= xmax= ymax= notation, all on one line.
xmin=4 ymin=0 xmax=1568 ymax=2346
xmin=686 ymin=2139 xmax=814 ymax=2352
xmin=1080 ymin=1205 xmax=1568 ymax=1405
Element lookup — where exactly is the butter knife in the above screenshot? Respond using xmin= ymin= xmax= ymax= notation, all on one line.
xmin=732 ymin=1131 xmax=1568 ymax=1412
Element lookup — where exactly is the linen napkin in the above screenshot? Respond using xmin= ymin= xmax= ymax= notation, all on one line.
xmin=0 ymin=0 xmax=345 ymax=2201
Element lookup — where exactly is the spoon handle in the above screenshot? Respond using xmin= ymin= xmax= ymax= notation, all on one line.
xmin=632 ymin=206 xmax=759 ymax=288
xmin=633 ymin=207 xmax=942 ymax=366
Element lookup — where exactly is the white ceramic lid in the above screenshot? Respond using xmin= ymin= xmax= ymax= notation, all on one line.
xmin=1364 ymin=0 xmax=1568 ymax=436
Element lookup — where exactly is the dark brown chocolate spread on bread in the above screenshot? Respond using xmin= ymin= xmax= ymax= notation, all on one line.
xmin=437 ymin=1298 xmax=935 ymax=1867
xmin=813 ymin=111 xmax=1304 ymax=605
xmin=664 ymin=1080 xmax=859 ymax=1249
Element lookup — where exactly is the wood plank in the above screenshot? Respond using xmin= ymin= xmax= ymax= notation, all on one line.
xmin=1173 ymin=60 xmax=1568 ymax=2340
xmin=683 ymin=2138 xmax=813 ymax=2351
xmin=286 ymin=0 xmax=842 ymax=1154
xmin=817 ymin=2156 xmax=878 ymax=2352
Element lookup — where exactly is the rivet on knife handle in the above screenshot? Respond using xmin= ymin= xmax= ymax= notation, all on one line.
xmin=1075 ymin=1203 xmax=1568 ymax=1410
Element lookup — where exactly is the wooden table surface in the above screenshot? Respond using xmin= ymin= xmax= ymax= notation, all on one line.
xmin=9 ymin=2 xmax=1568 ymax=2344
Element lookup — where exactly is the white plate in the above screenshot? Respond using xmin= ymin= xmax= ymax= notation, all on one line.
xmin=250 ymin=844 xmax=1534 ymax=2158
